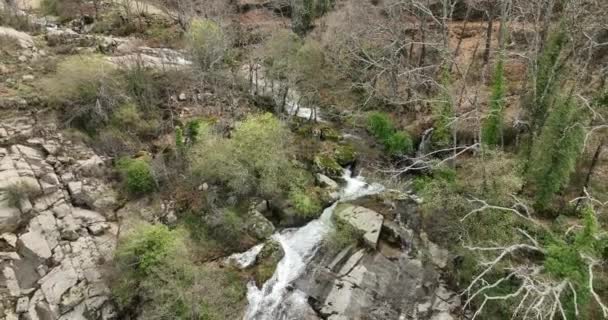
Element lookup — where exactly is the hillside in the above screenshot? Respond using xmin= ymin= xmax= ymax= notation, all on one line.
xmin=0 ymin=0 xmax=607 ymax=319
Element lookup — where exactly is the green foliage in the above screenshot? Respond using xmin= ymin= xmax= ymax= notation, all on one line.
xmin=416 ymin=153 xmax=525 ymax=246
xmin=191 ymin=113 xmax=296 ymax=198
xmin=110 ymin=103 xmax=158 ymax=138
xmin=288 ymin=187 xmax=322 ymax=218
xmin=529 ymin=27 xmax=568 ymax=133
xmin=431 ymin=70 xmax=454 ymax=147
xmin=385 ymin=131 xmax=413 ymax=156
xmin=529 ymin=97 xmax=584 ymax=210
xmin=292 ymin=0 xmax=314 ymax=36
xmin=314 ymin=154 xmax=343 ymax=178
xmin=366 ymin=112 xmax=413 ymax=156
xmin=116 ymin=157 xmax=156 ymax=196
xmin=327 ymin=217 xmax=363 ymax=251
xmin=112 ymin=223 xmax=246 ymax=319
xmin=186 ymin=19 xmax=227 ymax=71
xmin=333 ymin=144 xmax=357 ymax=166
xmin=115 ymin=224 xmax=181 ymax=278
xmin=253 ymin=240 xmax=284 ymax=285
xmin=542 ymin=207 xmax=607 ymax=318
xmin=367 ymin=112 xmax=394 ymax=141
xmin=482 ymin=56 xmax=506 ymax=147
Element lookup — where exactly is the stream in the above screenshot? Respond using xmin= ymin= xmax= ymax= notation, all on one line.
xmin=241 ymin=169 xmax=384 ymax=320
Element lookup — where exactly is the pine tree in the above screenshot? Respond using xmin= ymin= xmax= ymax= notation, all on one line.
xmin=529 ymin=96 xmax=584 ymax=210
xmin=482 ymin=55 xmax=506 ymax=147
xmin=291 ymin=0 xmax=314 ymax=36
xmin=431 ymin=68 xmax=454 ymax=147
xmin=528 ymin=27 xmax=567 ymax=135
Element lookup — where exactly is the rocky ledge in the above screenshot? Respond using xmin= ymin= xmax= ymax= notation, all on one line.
xmin=0 ymin=112 xmax=120 ymax=320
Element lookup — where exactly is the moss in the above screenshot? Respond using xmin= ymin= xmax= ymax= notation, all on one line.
xmin=320 ymin=126 xmax=341 ymax=141
xmin=334 ymin=143 xmax=357 ymax=166
xmin=289 ymin=187 xmax=322 ymax=218
xmin=314 ymin=154 xmax=343 ymax=178
xmin=253 ymin=240 xmax=284 ymax=286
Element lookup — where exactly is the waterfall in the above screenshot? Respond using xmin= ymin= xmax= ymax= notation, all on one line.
xmin=241 ymin=64 xmax=321 ymax=121
xmin=417 ymin=127 xmax=434 ymax=156
xmin=242 ymin=169 xmax=383 ymax=320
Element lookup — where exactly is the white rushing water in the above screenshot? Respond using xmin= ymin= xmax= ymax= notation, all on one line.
xmin=243 ymin=169 xmax=383 ymax=320
xmin=241 ymin=64 xmax=322 ymax=121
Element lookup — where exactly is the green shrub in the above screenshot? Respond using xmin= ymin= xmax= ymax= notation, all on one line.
xmin=367 ymin=112 xmax=394 ymax=141
xmin=112 ymin=223 xmax=246 ymax=319
xmin=385 ymin=131 xmax=413 ymax=156
xmin=116 ymin=158 xmax=156 ymax=196
xmin=190 ymin=113 xmax=296 ymax=199
xmin=111 ymin=103 xmax=159 ymax=138
xmin=367 ymin=112 xmax=413 ymax=156
xmin=289 ymin=187 xmax=322 ymax=218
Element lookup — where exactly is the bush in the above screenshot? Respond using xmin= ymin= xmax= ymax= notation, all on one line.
xmin=116 ymin=157 xmax=156 ymax=196
xmin=112 ymin=223 xmax=246 ymax=319
xmin=367 ymin=112 xmax=394 ymax=141
xmin=190 ymin=113 xmax=296 ymax=199
xmin=289 ymin=187 xmax=322 ymax=218
xmin=39 ymin=55 xmax=122 ymax=133
xmin=367 ymin=112 xmax=413 ymax=156
xmin=111 ymin=103 xmax=159 ymax=139
xmin=186 ymin=19 xmax=227 ymax=71
xmin=385 ymin=131 xmax=413 ymax=156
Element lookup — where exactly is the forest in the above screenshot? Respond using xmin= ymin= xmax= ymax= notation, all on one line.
xmin=0 ymin=0 xmax=607 ymax=319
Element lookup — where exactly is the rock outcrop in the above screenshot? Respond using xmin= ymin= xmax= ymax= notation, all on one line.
xmin=334 ymin=203 xmax=384 ymax=248
xmin=0 ymin=112 xmax=119 ymax=320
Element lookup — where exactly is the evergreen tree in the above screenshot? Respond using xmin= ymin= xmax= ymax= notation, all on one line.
xmin=291 ymin=0 xmax=314 ymax=36
xmin=528 ymin=27 xmax=568 ymax=135
xmin=482 ymin=55 xmax=506 ymax=147
xmin=529 ymin=96 xmax=584 ymax=210
xmin=431 ymin=68 xmax=454 ymax=147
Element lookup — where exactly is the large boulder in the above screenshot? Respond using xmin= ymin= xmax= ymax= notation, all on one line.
xmin=247 ymin=209 xmax=275 ymax=240
xmin=0 ymin=26 xmax=34 ymax=48
xmin=334 ymin=204 xmax=383 ymax=248
xmin=38 ymin=262 xmax=79 ymax=305
xmin=18 ymin=231 xmax=52 ymax=262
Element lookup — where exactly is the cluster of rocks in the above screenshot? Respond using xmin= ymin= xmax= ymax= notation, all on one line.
xmin=0 ymin=114 xmax=120 ymax=320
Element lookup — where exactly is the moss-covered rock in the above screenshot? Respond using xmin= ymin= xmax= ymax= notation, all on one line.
xmin=320 ymin=126 xmax=341 ymax=141
xmin=334 ymin=143 xmax=357 ymax=166
xmin=314 ymin=154 xmax=343 ymax=178
xmin=253 ymin=240 xmax=284 ymax=287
